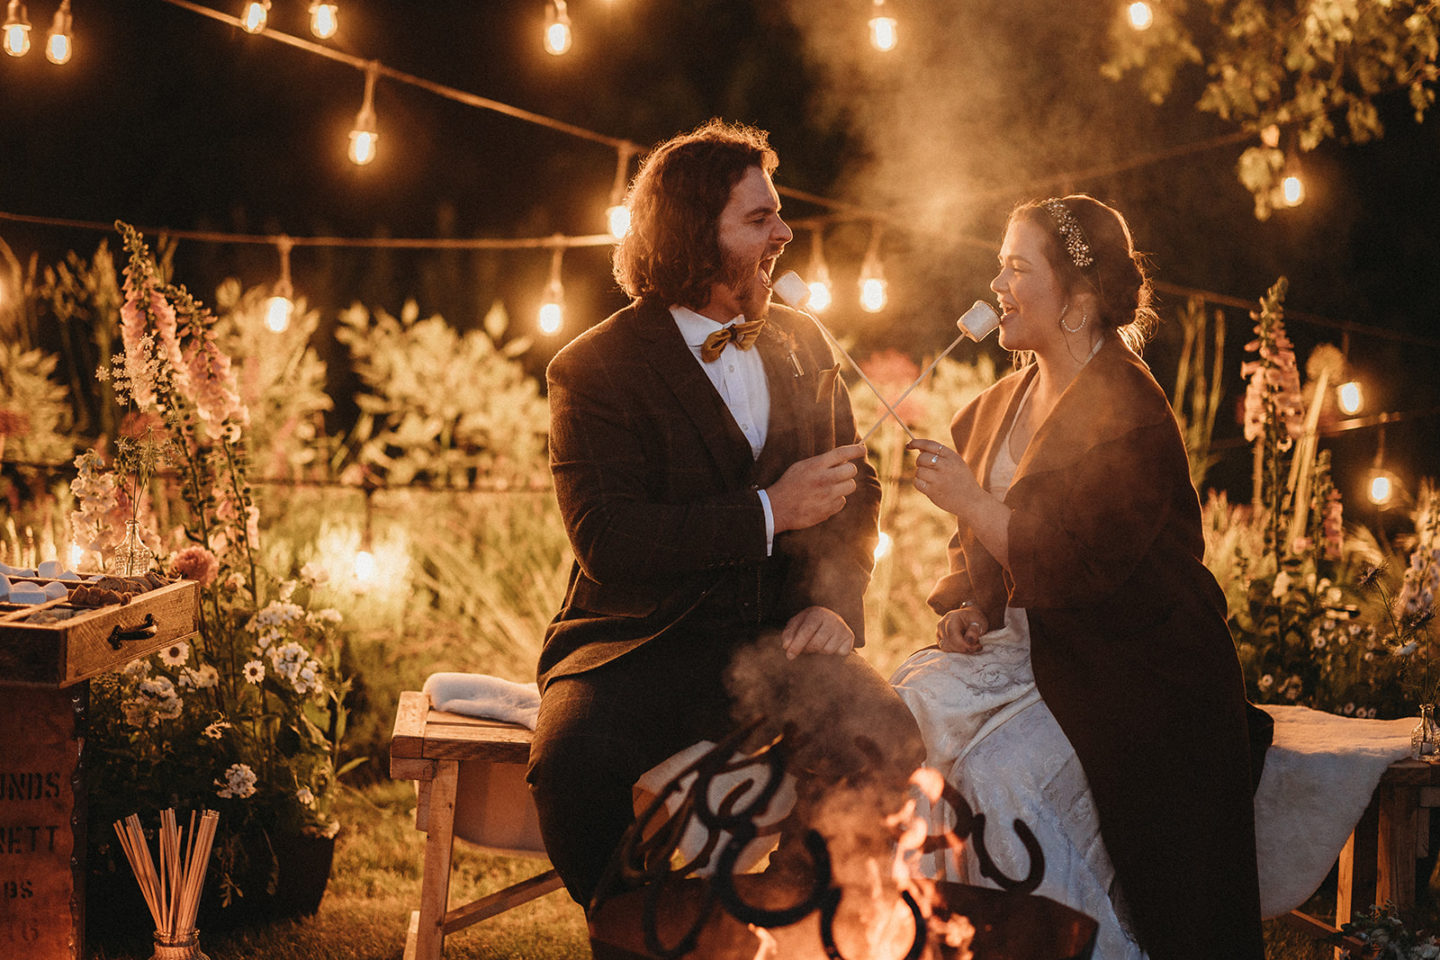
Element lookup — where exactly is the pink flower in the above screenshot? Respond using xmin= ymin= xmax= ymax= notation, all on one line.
xmin=181 ymin=331 xmax=245 ymax=428
xmin=169 ymin=545 xmax=220 ymax=587
xmin=0 ymin=408 xmax=31 ymax=438
xmin=859 ymin=349 xmax=925 ymax=424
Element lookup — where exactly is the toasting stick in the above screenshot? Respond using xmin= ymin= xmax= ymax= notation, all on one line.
xmin=859 ymin=299 xmax=1001 ymax=442
xmin=771 ymin=270 xmax=916 ymax=442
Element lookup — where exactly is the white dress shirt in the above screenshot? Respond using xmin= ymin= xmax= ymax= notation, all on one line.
xmin=671 ymin=305 xmax=775 ymax=553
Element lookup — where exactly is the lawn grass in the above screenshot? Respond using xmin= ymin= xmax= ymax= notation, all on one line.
xmin=85 ymin=776 xmax=1374 ymax=959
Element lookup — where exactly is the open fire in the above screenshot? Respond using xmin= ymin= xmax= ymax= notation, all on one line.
xmin=587 ymin=730 xmax=1093 ymax=960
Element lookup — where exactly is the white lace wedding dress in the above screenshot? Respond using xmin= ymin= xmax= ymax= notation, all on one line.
xmin=890 ymin=373 xmax=1147 ymax=960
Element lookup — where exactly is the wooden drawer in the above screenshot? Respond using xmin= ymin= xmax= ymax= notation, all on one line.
xmin=0 ymin=579 xmax=201 ymax=688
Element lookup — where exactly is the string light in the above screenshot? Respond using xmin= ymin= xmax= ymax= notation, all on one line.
xmin=806 ymin=229 xmax=833 ymax=313
xmin=3 ymin=1 xmax=32 ymax=57
xmin=868 ymin=0 xmax=896 ymax=53
xmin=544 ymin=0 xmax=572 ymax=56
xmin=240 ymin=0 xmax=269 ymax=34
xmin=1337 ymin=380 xmax=1363 ymax=416
xmin=606 ymin=144 xmax=634 ymax=240
xmin=868 ymin=0 xmax=896 ymax=52
xmin=348 ymin=61 xmax=379 ymax=166
xmin=354 ymin=487 xmax=377 ymax=583
xmin=858 ymin=225 xmax=888 ymax=313
xmin=1126 ymin=1 xmax=1154 ymax=31
xmin=1279 ymin=151 xmax=1305 ymax=208
xmin=1367 ymin=426 xmax=1396 ymax=507
xmin=873 ymin=530 xmax=892 ymax=561
xmin=538 ymin=241 xmax=565 ymax=335
xmin=308 ymin=0 xmax=337 ymax=40
xmin=44 ymin=0 xmax=69 ymax=64
xmin=264 ymin=235 xmax=295 ymax=333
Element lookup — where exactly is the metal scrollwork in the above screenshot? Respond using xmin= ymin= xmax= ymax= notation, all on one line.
xmin=596 ymin=726 xmax=1043 ymax=960
xmin=921 ymin=776 xmax=1045 ymax=895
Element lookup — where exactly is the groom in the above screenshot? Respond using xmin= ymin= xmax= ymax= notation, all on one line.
xmin=527 ymin=118 xmax=925 ymax=911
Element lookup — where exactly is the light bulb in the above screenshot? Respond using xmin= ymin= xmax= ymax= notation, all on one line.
xmin=538 ymin=301 xmax=564 ymax=335
xmin=241 ymin=0 xmax=270 ymax=34
xmin=354 ymin=549 xmax=377 ymax=583
xmin=859 ymin=276 xmax=887 ymax=313
xmin=607 ymin=204 xmax=630 ymax=240
xmin=43 ymin=0 xmax=69 ymax=64
xmin=1369 ymin=473 xmax=1393 ymax=506
xmin=1127 ymin=1 xmax=1154 ymax=31
xmin=349 ymin=129 xmax=377 ymax=165
xmin=309 ymin=1 xmax=338 ymax=40
xmin=264 ymin=295 xmax=293 ymax=333
xmin=1281 ymin=174 xmax=1304 ymax=207
xmin=3 ymin=1 xmax=31 ymax=57
xmin=807 ymin=280 xmax=833 ymax=313
xmin=873 ymin=531 xmax=892 ymax=562
xmin=869 ymin=15 xmax=897 ymax=51
xmin=545 ymin=1 xmax=572 ymax=55
xmin=1337 ymin=381 xmax=1363 ymax=416
xmin=545 ymin=20 xmax=571 ymax=55
xmin=68 ymin=543 xmax=84 ymax=570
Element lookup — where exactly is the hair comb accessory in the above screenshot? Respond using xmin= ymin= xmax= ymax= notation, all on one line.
xmin=1041 ymin=199 xmax=1093 ymax=269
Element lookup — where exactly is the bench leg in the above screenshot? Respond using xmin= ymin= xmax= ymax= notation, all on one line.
xmin=415 ymin=760 xmax=461 ymax=960
xmin=1337 ymin=795 xmax=1379 ymax=932
xmin=1379 ymin=783 xmax=1421 ymax=912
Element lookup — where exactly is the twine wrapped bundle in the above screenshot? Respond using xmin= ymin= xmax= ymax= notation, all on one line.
xmin=114 ymin=808 xmax=220 ymax=957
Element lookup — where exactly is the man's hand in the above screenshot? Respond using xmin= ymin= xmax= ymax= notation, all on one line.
xmin=781 ymin=606 xmax=854 ymax=659
xmin=937 ymin=607 xmax=988 ymax=654
xmin=766 ymin=443 xmax=867 ymax=533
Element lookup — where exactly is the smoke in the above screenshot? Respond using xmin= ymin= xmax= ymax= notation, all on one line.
xmin=774 ymin=0 xmax=1183 ymax=342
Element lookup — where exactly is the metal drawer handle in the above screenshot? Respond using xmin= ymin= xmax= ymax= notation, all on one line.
xmin=107 ymin=613 xmax=158 ymax=650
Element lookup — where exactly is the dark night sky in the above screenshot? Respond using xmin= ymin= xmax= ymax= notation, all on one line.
xmin=2 ymin=0 xmax=1439 ymax=506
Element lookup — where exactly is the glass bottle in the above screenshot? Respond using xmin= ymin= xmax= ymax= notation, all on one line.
xmin=114 ymin=519 xmax=154 ymax=577
xmin=1411 ymin=703 xmax=1439 ymax=762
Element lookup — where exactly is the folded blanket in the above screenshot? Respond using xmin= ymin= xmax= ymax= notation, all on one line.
xmin=1256 ymin=704 xmax=1417 ymax=917
xmin=422 ymin=672 xmax=541 ymax=730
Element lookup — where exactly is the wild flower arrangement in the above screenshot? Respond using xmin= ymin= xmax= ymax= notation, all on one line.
xmin=82 ymin=223 xmax=353 ymax=922
xmin=1209 ymin=278 xmax=1415 ymax=718
xmin=1331 ymin=902 xmax=1440 ymax=960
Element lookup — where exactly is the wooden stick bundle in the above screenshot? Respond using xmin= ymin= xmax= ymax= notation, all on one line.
xmin=113 ymin=808 xmax=220 ymax=937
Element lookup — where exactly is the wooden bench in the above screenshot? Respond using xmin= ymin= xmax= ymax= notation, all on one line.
xmin=1281 ymin=757 xmax=1440 ymax=954
xmin=389 ymin=690 xmax=566 ymax=960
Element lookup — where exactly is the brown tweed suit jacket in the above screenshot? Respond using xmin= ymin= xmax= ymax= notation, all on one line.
xmin=538 ymin=297 xmax=881 ymax=690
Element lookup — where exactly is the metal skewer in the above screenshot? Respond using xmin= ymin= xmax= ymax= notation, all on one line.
xmin=771 ymin=271 xmax=916 ymax=442
xmin=858 ymin=299 xmax=1001 ymax=442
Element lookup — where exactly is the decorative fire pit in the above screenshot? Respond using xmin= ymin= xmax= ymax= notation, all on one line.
xmin=586 ymin=728 xmax=1097 ymax=960
xmin=590 ymin=876 xmax=1097 ymax=960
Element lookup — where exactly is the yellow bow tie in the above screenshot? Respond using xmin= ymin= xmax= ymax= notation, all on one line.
xmin=700 ymin=320 xmax=766 ymax=362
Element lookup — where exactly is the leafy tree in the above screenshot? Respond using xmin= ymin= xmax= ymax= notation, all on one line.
xmin=1104 ymin=0 xmax=1440 ymax=218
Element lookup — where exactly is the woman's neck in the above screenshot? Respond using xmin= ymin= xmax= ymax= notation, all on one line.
xmin=1031 ymin=331 xmax=1104 ymax=397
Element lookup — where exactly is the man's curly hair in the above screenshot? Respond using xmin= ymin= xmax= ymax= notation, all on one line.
xmin=612 ymin=119 xmax=778 ymax=309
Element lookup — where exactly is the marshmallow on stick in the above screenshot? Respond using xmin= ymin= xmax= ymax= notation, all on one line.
xmin=771 ymin=270 xmax=915 ymax=441
xmin=857 ymin=299 xmax=1001 ymax=442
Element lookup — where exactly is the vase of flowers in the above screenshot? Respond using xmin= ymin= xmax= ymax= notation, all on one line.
xmin=81 ymin=224 xmax=356 ymax=939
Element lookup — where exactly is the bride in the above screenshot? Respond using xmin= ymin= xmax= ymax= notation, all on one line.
xmin=894 ymin=195 xmax=1274 ymax=960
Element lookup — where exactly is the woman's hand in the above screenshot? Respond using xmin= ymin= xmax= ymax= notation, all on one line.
xmin=937 ymin=607 xmax=988 ymax=654
xmin=908 ymin=439 xmax=982 ymax=517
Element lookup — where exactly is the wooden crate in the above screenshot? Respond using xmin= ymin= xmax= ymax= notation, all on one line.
xmin=0 ymin=576 xmax=201 ymax=959
xmin=0 ymin=578 xmax=200 ymax=687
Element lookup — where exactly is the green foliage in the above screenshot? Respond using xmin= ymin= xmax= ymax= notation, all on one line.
xmin=1104 ymin=0 xmax=1440 ymax=217
xmin=335 ymin=299 xmax=548 ymax=489
xmin=1332 ymin=902 xmax=1440 ymax=959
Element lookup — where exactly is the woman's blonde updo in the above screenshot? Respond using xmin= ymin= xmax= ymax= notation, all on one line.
xmin=1011 ymin=194 xmax=1158 ymax=352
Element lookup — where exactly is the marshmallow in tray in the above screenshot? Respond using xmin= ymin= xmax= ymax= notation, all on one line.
xmin=957 ymin=300 xmax=1001 ymax=341
xmin=0 ymin=561 xmax=37 ymax=578
xmin=8 ymin=582 xmax=47 ymax=604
